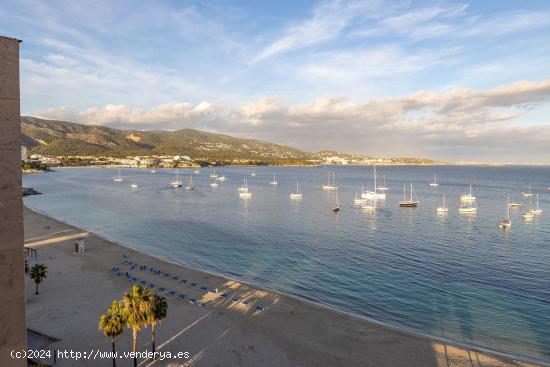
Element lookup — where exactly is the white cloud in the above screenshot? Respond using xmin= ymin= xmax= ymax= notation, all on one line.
xmin=31 ymin=79 xmax=550 ymax=162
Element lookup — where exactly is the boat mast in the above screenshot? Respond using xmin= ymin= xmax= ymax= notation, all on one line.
xmin=373 ymin=166 xmax=377 ymax=191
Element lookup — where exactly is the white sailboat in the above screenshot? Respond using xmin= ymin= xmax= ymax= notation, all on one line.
xmin=508 ymin=201 xmax=522 ymax=208
xmin=209 ymin=167 xmax=218 ymax=178
xmin=290 ymin=181 xmax=303 ymax=199
xmin=194 ymin=169 xmax=200 ymax=174
xmin=210 ymin=178 xmax=218 ymax=187
xmin=458 ymin=190 xmax=476 ymax=214
xmin=362 ymin=166 xmax=385 ymax=199
xmin=530 ymin=193 xmax=543 ymax=214
xmin=239 ymin=179 xmax=251 ymax=198
xmin=500 ymin=197 xmax=512 ymax=229
xmin=150 ymin=167 xmax=156 ymax=173
xmin=429 ymin=173 xmax=439 ymax=187
xmin=460 ymin=184 xmax=475 ymax=203
xmin=270 ymin=173 xmax=278 ymax=185
xmin=251 ymin=170 xmax=256 ymax=176
xmin=170 ymin=169 xmax=182 ymax=188
xmin=238 ymin=178 xmax=249 ymax=193
xmin=399 ymin=183 xmax=419 ymax=207
xmin=377 ymin=175 xmax=388 ymax=191
xmin=186 ymin=175 xmax=194 ymax=191
xmin=354 ymin=188 xmax=364 ymax=205
xmin=322 ymin=172 xmax=338 ymax=191
xmin=522 ymin=184 xmax=533 ymax=198
xmin=113 ymin=168 xmax=124 ymax=182
xmin=436 ymin=194 xmax=448 ymax=214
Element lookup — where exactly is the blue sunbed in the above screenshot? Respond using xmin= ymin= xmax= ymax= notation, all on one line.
xmin=220 ymin=293 xmax=229 ymax=298
xmin=199 ymin=286 xmax=208 ymax=291
xmin=232 ymin=297 xmax=240 ymax=302
xmin=255 ymin=306 xmax=264 ymax=311
xmin=190 ymin=298 xmax=197 ymax=304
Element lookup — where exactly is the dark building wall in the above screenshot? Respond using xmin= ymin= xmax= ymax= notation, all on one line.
xmin=0 ymin=36 xmax=26 ymax=367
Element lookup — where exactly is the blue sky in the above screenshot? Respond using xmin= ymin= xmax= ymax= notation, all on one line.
xmin=2 ymin=0 xmax=550 ymax=162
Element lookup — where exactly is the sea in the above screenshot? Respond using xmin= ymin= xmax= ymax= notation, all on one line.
xmin=23 ymin=165 xmax=550 ymax=362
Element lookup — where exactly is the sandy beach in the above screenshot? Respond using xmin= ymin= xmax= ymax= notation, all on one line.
xmin=23 ymin=206 xmax=543 ymax=367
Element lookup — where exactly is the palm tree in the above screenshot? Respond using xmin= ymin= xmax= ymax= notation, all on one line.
xmin=146 ymin=291 xmax=168 ymax=355
xmin=121 ymin=285 xmax=151 ymax=367
xmin=29 ymin=264 xmax=47 ymax=295
xmin=99 ymin=300 xmax=124 ymax=367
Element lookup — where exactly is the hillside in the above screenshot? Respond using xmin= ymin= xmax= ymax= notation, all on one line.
xmin=21 ymin=117 xmax=308 ymax=162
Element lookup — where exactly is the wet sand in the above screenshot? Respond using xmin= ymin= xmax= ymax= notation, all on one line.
xmin=23 ymin=207 xmax=543 ymax=367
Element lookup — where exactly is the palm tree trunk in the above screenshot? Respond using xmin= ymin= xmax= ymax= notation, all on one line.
xmin=35 ymin=281 xmax=39 ymax=295
xmin=111 ymin=336 xmax=116 ymax=367
xmin=151 ymin=322 xmax=156 ymax=355
xmin=133 ymin=328 xmax=137 ymax=367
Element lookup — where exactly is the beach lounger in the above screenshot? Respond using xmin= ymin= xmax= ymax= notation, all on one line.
xmin=131 ymin=277 xmax=137 ymax=282
xmin=116 ymin=272 xmax=122 ymax=277
xmin=148 ymin=283 xmax=155 ymax=288
xmin=163 ymin=273 xmax=170 ymax=277
xmin=190 ymin=282 xmax=197 ymax=288
xmin=180 ymin=279 xmax=187 ymax=284
xmin=171 ymin=275 xmax=178 ymax=280
xmin=199 ymin=286 xmax=208 ymax=291
xmin=200 ymin=303 xmax=207 ymax=308
xmin=255 ymin=306 xmax=264 ymax=312
xmin=220 ymin=293 xmax=230 ymax=298
xmin=168 ymin=290 xmax=176 ymax=296
xmin=139 ymin=280 xmax=146 ymax=285
xmin=243 ymin=300 xmax=251 ymax=305
xmin=157 ymin=287 xmax=166 ymax=292
xmin=209 ymin=289 xmax=218 ymax=293
xmin=190 ymin=298 xmax=197 ymax=304
xmin=232 ymin=297 xmax=240 ymax=302
xmin=178 ymin=294 xmax=186 ymax=299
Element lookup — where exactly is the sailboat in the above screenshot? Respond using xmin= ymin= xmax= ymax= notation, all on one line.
xmin=186 ymin=175 xmax=194 ymax=191
xmin=217 ymin=175 xmax=226 ymax=181
xmin=150 ymin=166 xmax=156 ymax=173
xmin=113 ymin=168 xmax=124 ymax=182
xmin=170 ymin=169 xmax=182 ymax=188
xmin=522 ymin=184 xmax=533 ymax=198
xmin=239 ymin=179 xmax=251 ymax=198
xmin=458 ymin=191 xmax=477 ymax=214
xmin=377 ymin=175 xmax=388 ymax=191
xmin=210 ymin=178 xmax=218 ymax=187
xmin=322 ymin=172 xmax=338 ymax=191
xmin=354 ymin=188 xmax=364 ymax=205
xmin=209 ymin=167 xmax=218 ymax=178
xmin=508 ymin=201 xmax=522 ymax=208
xmin=332 ymin=192 xmax=340 ymax=212
xmin=290 ymin=181 xmax=303 ymax=199
xmin=429 ymin=173 xmax=439 ymax=187
xmin=238 ymin=178 xmax=249 ymax=193
xmin=436 ymin=194 xmax=448 ymax=213
xmin=194 ymin=169 xmax=200 ymax=174
xmin=270 ymin=173 xmax=278 ymax=185
xmin=361 ymin=196 xmax=376 ymax=211
xmin=399 ymin=183 xmax=419 ymax=207
xmin=530 ymin=193 xmax=543 ymax=214
xmin=251 ymin=170 xmax=256 ymax=176
xmin=130 ymin=183 xmax=139 ymax=189
xmin=362 ymin=166 xmax=385 ymax=199
xmin=460 ymin=184 xmax=475 ymax=203
xmin=500 ymin=197 xmax=512 ymax=229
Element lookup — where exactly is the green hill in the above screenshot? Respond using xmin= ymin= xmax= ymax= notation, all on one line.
xmin=21 ymin=116 xmax=308 ymax=162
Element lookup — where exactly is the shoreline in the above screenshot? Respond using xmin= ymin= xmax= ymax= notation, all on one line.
xmin=23 ymin=205 xmax=549 ymax=367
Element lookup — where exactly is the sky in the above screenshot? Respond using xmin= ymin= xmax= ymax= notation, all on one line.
xmin=2 ymin=0 xmax=550 ymax=163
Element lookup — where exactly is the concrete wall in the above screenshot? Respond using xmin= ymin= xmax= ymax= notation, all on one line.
xmin=0 ymin=36 xmax=26 ymax=367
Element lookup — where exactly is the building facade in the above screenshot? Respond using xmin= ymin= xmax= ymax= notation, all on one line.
xmin=0 ymin=36 xmax=26 ymax=367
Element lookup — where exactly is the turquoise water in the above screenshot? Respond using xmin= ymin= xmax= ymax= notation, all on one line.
xmin=23 ymin=166 xmax=550 ymax=362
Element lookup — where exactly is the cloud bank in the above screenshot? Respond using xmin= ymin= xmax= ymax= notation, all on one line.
xmin=32 ymin=79 xmax=550 ymax=163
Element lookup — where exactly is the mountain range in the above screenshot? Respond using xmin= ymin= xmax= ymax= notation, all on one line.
xmin=21 ymin=116 xmax=443 ymax=165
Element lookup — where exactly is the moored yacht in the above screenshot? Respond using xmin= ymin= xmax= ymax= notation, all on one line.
xmin=530 ymin=194 xmax=543 ymax=214
xmin=322 ymin=172 xmax=338 ymax=191
xmin=399 ymin=183 xmax=419 ymax=207
xmin=460 ymin=184 xmax=475 ymax=203
xmin=270 ymin=173 xmax=278 ymax=185
xmin=290 ymin=181 xmax=303 ymax=199
xmin=522 ymin=184 xmax=533 ymax=198
xmin=209 ymin=167 xmax=218 ymax=178
xmin=238 ymin=178 xmax=249 ymax=193
xmin=186 ymin=176 xmax=194 ymax=191
xmin=362 ymin=166 xmax=385 ymax=200
xmin=429 ymin=173 xmax=439 ymax=187
xmin=500 ymin=196 xmax=512 ymax=229
xmin=436 ymin=194 xmax=448 ymax=214
xmin=170 ymin=169 xmax=182 ymax=188
xmin=113 ymin=168 xmax=124 ymax=182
